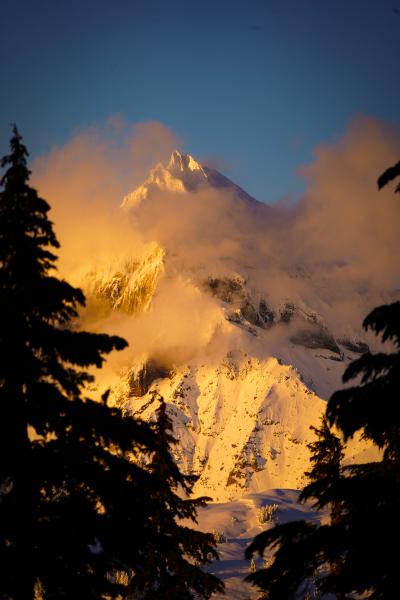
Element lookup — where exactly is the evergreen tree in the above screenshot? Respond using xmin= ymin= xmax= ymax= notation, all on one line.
xmin=244 ymin=162 xmax=400 ymax=599
xmin=377 ymin=159 xmax=400 ymax=192
xmin=129 ymin=393 xmax=224 ymax=599
xmin=0 ymin=127 xmax=157 ymax=598
xmin=245 ymin=419 xmax=346 ymax=599
xmin=301 ymin=418 xmax=344 ymax=529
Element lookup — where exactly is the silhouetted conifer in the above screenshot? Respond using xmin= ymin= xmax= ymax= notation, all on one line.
xmin=377 ymin=159 xmax=400 ymax=192
xmin=0 ymin=127 xmax=157 ymax=598
xmin=245 ymin=162 xmax=400 ymax=599
xmin=245 ymin=419 xmax=346 ymax=599
xmin=129 ymin=393 xmax=224 ymax=599
xmin=300 ymin=418 xmax=344 ymax=521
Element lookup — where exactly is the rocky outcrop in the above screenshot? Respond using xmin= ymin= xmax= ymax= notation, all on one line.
xmin=207 ymin=276 xmax=246 ymax=304
xmin=128 ymin=361 xmax=171 ymax=397
xmin=290 ymin=325 xmax=341 ymax=354
xmin=338 ymin=338 xmax=369 ymax=354
xmin=86 ymin=243 xmax=164 ymax=314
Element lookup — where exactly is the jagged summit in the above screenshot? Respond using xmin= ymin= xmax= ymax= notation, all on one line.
xmin=122 ymin=150 xmax=258 ymax=208
xmin=167 ymin=150 xmax=207 ymax=176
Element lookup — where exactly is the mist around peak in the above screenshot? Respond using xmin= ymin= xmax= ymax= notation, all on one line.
xmin=31 ymin=115 xmax=400 ymax=381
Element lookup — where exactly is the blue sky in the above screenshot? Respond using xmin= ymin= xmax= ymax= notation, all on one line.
xmin=1 ymin=0 xmax=400 ymax=202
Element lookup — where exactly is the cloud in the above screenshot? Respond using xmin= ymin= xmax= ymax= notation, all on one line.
xmin=32 ymin=119 xmax=180 ymax=281
xmin=280 ymin=116 xmax=400 ymax=330
xmin=31 ymin=115 xmax=400 ymax=373
xmin=31 ymin=119 xmax=227 ymax=368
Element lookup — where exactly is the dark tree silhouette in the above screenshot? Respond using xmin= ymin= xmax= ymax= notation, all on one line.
xmin=245 ymin=162 xmax=400 ymax=599
xmin=129 ymin=393 xmax=224 ymax=599
xmin=0 ymin=127 xmax=158 ymax=598
xmin=245 ymin=419 xmax=346 ymax=599
xmin=377 ymin=160 xmax=400 ymax=192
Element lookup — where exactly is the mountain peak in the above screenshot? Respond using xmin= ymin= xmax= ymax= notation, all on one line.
xmin=167 ymin=150 xmax=207 ymax=176
xmin=121 ymin=150 xmax=258 ymax=208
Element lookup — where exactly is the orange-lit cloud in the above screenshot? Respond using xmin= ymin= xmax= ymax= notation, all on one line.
xmin=31 ymin=116 xmax=400 ymax=373
xmin=32 ymin=119 xmax=180 ymax=280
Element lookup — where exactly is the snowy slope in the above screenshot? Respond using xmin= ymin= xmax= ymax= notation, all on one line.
xmin=191 ymin=489 xmax=324 ymax=599
xmin=121 ymin=355 xmax=324 ymax=501
xmin=113 ymin=347 xmax=375 ymax=503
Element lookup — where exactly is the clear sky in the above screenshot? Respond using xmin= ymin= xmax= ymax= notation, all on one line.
xmin=1 ymin=0 xmax=400 ymax=202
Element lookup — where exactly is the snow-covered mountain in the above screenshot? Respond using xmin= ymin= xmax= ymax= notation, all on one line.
xmin=121 ymin=150 xmax=257 ymax=208
xmin=82 ymin=151 xmax=381 ymax=502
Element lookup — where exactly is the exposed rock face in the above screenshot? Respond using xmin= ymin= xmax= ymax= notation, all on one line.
xmin=206 ymin=277 xmax=276 ymax=331
xmin=128 ymin=361 xmax=171 ymax=397
xmin=279 ymin=303 xmax=295 ymax=324
xmin=290 ymin=325 xmax=341 ymax=355
xmin=207 ymin=276 xmax=246 ymax=304
xmin=338 ymin=338 xmax=370 ymax=354
xmin=258 ymin=299 xmax=276 ymax=327
xmin=205 ymin=276 xmax=365 ymax=357
xmin=240 ymin=300 xmax=274 ymax=330
xmin=85 ymin=243 xmax=164 ymax=314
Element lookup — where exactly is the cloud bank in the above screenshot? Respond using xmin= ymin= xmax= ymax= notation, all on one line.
xmin=31 ymin=116 xmax=400 ymax=372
